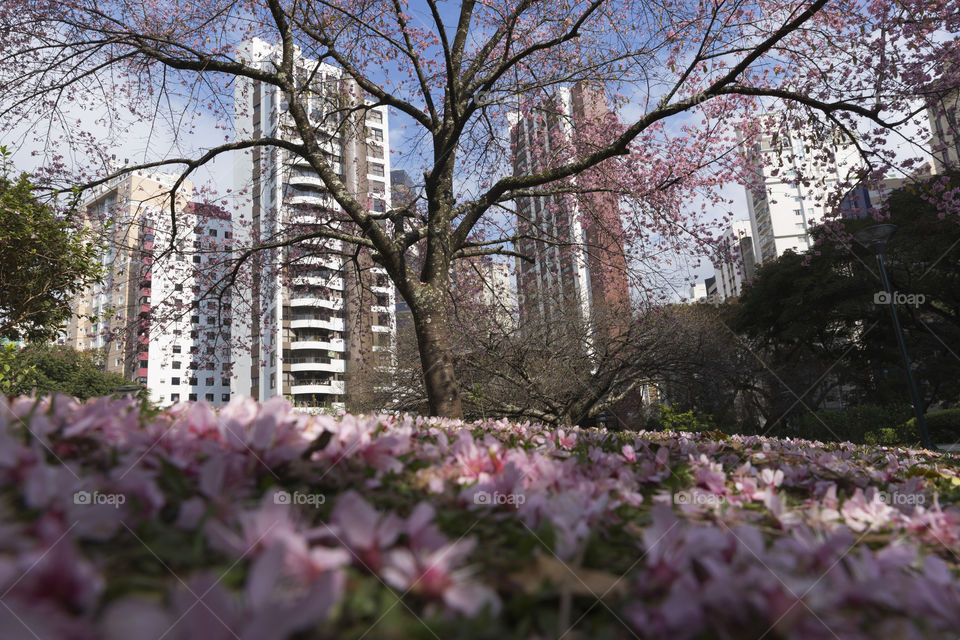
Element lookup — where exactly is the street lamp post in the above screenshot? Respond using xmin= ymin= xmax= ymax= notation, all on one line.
xmin=853 ymin=224 xmax=934 ymax=450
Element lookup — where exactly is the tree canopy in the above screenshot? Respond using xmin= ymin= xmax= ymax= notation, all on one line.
xmin=0 ymin=151 xmax=103 ymax=343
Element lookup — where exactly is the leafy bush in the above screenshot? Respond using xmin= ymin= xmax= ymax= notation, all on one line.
xmin=6 ymin=344 xmax=145 ymax=401
xmin=650 ymin=405 xmax=717 ymax=432
xmin=799 ymin=404 xmax=914 ymax=445
xmin=903 ymin=408 xmax=960 ymax=445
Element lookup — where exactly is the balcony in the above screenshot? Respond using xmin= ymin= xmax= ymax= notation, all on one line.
xmin=289 ymin=359 xmax=345 ymax=373
xmin=290 ymin=338 xmax=345 ymax=352
xmin=289 ymin=297 xmax=343 ymax=310
xmin=290 ymin=380 xmax=345 ymax=395
xmin=292 ymin=276 xmax=343 ymax=290
xmin=290 ymin=317 xmax=345 ymax=331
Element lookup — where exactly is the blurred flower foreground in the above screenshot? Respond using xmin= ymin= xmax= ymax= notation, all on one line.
xmin=2 ymin=394 xmax=960 ymax=639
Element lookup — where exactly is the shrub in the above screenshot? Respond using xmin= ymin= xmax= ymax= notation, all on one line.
xmin=799 ymin=404 xmax=914 ymax=445
xmin=903 ymin=408 xmax=960 ymax=446
xmin=652 ymin=405 xmax=718 ymax=432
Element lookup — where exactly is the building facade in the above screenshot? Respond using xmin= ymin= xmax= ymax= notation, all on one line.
xmin=740 ymin=120 xmax=863 ymax=264
xmin=712 ymin=219 xmax=757 ymax=301
xmin=927 ymin=84 xmax=960 ymax=174
xmin=64 ymin=170 xmax=234 ymax=407
xmin=510 ymin=81 xmax=630 ymax=332
xmin=233 ymin=39 xmax=395 ymax=412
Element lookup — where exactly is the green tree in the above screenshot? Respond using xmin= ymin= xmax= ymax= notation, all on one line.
xmin=10 ymin=344 xmax=144 ymax=401
xmin=0 ymin=149 xmax=104 ymax=342
xmin=730 ymin=171 xmax=960 ymax=432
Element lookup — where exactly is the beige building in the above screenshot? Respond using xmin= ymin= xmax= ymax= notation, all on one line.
xmin=64 ymin=170 xmax=191 ymax=379
xmin=927 ymin=85 xmax=960 ymax=174
xmin=63 ymin=170 xmax=235 ymax=406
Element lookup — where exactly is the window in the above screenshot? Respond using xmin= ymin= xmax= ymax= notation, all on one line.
xmin=369 ymin=128 xmax=383 ymax=141
xmin=174 ymin=284 xmax=183 ymax=292
xmin=793 ymin=209 xmax=802 ymax=216
xmin=193 ymin=256 xmax=202 ymax=264
xmin=207 ymin=347 xmax=215 ymax=354
xmin=367 ymin=110 xmax=382 ymax=123
xmin=205 ymin=393 xmax=215 ymax=402
xmin=206 ymin=378 xmax=214 ymax=386
xmin=171 ymin=377 xmax=180 ymax=385
xmin=189 ymin=393 xmax=197 ymax=401
xmin=208 ymin=229 xmax=217 ymax=237
xmin=270 ymin=373 xmax=275 ymax=389
xmin=369 ymin=163 xmax=384 ymax=177
xmin=189 ymin=377 xmax=198 ymax=386
xmin=140 ymin=360 xmax=148 ymax=369
xmin=221 ymin=378 xmax=230 ymax=386
xmin=171 ymin=393 xmax=180 ymax=402
xmin=207 ymin=317 xmax=215 ymax=325
xmin=115 ymin=358 xmax=122 ymax=366
xmin=225 ymin=231 xmax=232 ymax=239
xmin=191 ymin=316 xmax=199 ymax=324
xmin=222 ymin=393 xmax=230 ymax=402
xmin=173 ymin=345 xmax=181 ymax=354
xmin=172 ymin=361 xmax=182 ymax=369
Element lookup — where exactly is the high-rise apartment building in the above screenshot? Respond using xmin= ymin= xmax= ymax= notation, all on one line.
xmin=712 ymin=219 xmax=757 ymax=301
xmin=233 ymin=39 xmax=395 ymax=412
xmin=64 ymin=170 xmax=234 ymax=406
xmin=926 ymin=84 xmax=960 ymax=174
xmin=740 ymin=119 xmax=863 ymax=263
xmin=510 ymin=82 xmax=630 ymax=331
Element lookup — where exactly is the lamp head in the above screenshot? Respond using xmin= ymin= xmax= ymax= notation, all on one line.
xmin=852 ymin=223 xmax=897 ymax=254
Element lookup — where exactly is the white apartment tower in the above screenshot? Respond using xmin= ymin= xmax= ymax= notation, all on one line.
xmin=713 ymin=219 xmax=757 ymax=300
xmin=927 ymin=84 xmax=960 ymax=174
xmin=233 ymin=39 xmax=396 ymax=412
xmin=65 ymin=171 xmax=234 ymax=407
xmin=740 ymin=119 xmax=863 ymax=263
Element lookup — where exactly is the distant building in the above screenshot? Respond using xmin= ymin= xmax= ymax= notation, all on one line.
xmin=390 ymin=169 xmax=415 ymax=329
xmin=453 ymin=260 xmax=517 ymax=331
xmin=510 ymin=81 xmax=630 ymax=333
xmin=713 ymin=220 xmax=757 ymax=301
xmin=65 ymin=170 xmax=234 ymax=407
xmin=837 ymin=174 xmax=909 ymax=219
xmin=926 ymin=83 xmax=960 ymax=174
xmin=232 ymin=38 xmax=395 ymax=412
xmin=740 ymin=118 xmax=863 ymax=263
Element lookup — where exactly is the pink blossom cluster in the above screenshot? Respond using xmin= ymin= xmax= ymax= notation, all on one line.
xmin=1 ymin=394 xmax=960 ymax=639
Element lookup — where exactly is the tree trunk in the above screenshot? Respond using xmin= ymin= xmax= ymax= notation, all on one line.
xmin=410 ymin=291 xmax=463 ymax=418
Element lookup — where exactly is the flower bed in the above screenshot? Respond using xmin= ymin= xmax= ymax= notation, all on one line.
xmin=2 ymin=394 xmax=960 ymax=639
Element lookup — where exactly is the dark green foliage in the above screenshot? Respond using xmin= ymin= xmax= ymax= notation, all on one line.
xmin=903 ymin=409 xmax=960 ymax=446
xmin=797 ymin=404 xmax=914 ymax=445
xmin=4 ymin=343 xmax=144 ymax=401
xmin=649 ymin=405 xmax=718 ymax=432
xmin=729 ymin=171 xmax=960 ymax=429
xmin=0 ymin=149 xmax=104 ymax=342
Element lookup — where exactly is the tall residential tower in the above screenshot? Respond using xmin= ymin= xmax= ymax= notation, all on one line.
xmin=233 ymin=39 xmax=395 ymax=412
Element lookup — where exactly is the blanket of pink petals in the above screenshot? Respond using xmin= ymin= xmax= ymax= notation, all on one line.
xmin=1 ymin=394 xmax=959 ymax=639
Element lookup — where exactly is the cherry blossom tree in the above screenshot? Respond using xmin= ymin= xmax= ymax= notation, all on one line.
xmin=1 ymin=0 xmax=957 ymax=417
